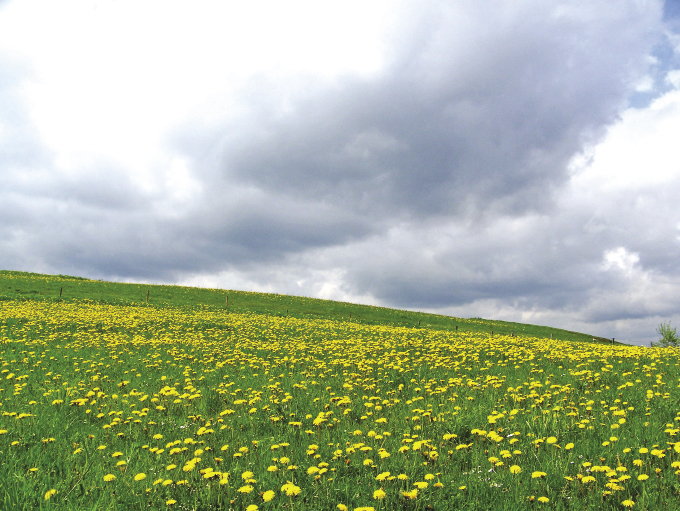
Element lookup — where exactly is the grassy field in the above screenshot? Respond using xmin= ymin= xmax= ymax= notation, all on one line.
xmin=0 ymin=270 xmax=676 ymax=510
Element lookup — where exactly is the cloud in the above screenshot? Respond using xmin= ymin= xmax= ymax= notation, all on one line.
xmin=305 ymin=80 xmax=680 ymax=345
xmin=195 ymin=1 xmax=660 ymax=224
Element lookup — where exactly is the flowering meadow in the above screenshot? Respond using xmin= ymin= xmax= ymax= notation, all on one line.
xmin=1 ymin=285 xmax=680 ymax=509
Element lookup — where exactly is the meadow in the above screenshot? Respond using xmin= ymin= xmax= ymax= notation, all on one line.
xmin=0 ymin=271 xmax=677 ymax=510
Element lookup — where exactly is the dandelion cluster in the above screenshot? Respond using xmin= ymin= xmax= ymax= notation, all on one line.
xmin=1 ymin=291 xmax=680 ymax=509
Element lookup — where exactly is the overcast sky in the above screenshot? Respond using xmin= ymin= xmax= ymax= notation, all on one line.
xmin=2 ymin=0 xmax=680 ymax=345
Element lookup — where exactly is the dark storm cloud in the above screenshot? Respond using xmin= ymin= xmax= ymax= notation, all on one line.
xmin=346 ymin=170 xmax=680 ymax=306
xmin=205 ymin=1 xmax=659 ymax=226
xmin=163 ymin=0 xmax=663 ymax=306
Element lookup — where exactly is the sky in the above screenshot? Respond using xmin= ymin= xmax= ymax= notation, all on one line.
xmin=1 ymin=0 xmax=680 ymax=346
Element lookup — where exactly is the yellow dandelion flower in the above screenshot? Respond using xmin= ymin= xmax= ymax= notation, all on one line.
xmin=134 ymin=473 xmax=146 ymax=481
xmin=103 ymin=474 xmax=116 ymax=482
xmin=281 ymin=482 xmax=301 ymax=496
xmin=262 ymin=490 xmax=275 ymax=502
xmin=402 ymin=489 xmax=418 ymax=499
xmin=373 ymin=488 xmax=386 ymax=500
xmin=45 ymin=489 xmax=56 ymax=500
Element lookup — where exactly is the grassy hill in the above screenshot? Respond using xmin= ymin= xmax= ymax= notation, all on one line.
xmin=0 ymin=269 xmax=616 ymax=345
xmin=1 ymin=268 xmax=675 ymax=511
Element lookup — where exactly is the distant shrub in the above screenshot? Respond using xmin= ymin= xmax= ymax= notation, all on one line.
xmin=652 ymin=321 xmax=680 ymax=347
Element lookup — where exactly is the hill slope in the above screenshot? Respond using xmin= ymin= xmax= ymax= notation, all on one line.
xmin=1 ymin=269 xmax=669 ymax=511
xmin=0 ymin=269 xmax=616 ymax=345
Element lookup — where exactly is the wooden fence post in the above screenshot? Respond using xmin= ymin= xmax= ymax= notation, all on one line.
xmin=146 ymin=289 xmax=149 ymax=302
xmin=59 ymin=287 xmax=62 ymax=298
